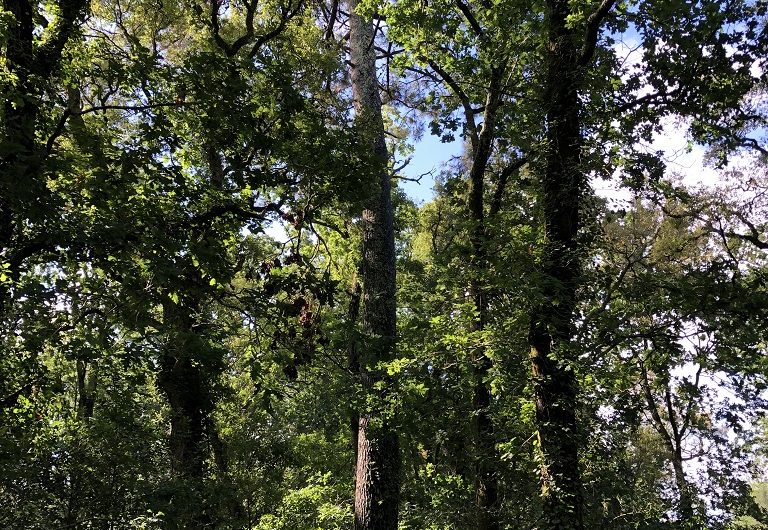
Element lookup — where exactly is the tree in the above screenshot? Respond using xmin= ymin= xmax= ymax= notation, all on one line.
xmin=580 ymin=194 xmax=768 ymax=527
xmin=348 ymin=1 xmax=401 ymax=527
xmin=4 ymin=0 xmax=768 ymax=528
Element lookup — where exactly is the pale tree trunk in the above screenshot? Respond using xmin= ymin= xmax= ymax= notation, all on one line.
xmin=348 ymin=3 xmax=400 ymax=529
xmin=672 ymin=454 xmax=695 ymax=524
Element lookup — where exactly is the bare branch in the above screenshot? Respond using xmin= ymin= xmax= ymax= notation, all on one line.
xmin=325 ymin=0 xmax=339 ymax=39
xmin=640 ymin=359 xmax=675 ymax=450
xmin=680 ymin=364 xmax=703 ymax=439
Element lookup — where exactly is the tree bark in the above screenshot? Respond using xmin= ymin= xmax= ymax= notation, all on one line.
xmin=154 ymin=144 xmax=230 ymax=528
xmin=671 ymin=452 xmax=694 ymax=524
xmin=348 ymin=2 xmax=400 ymax=528
xmin=529 ymin=1 xmax=584 ymax=528
xmin=157 ymin=347 xmax=212 ymax=530
xmin=157 ymin=353 xmax=208 ymax=481
xmin=466 ymin=67 xmax=503 ymax=530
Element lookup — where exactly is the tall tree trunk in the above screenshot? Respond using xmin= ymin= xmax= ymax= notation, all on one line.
xmin=155 ymin=145 xmax=229 ymax=528
xmin=529 ymin=1 xmax=584 ymax=528
xmin=348 ymin=3 xmax=400 ymax=529
xmin=466 ymin=67 xmax=503 ymax=530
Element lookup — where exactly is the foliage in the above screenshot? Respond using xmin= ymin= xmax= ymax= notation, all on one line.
xmin=2 ymin=0 xmax=768 ymax=528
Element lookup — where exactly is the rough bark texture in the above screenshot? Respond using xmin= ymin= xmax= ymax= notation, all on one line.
xmin=153 ymin=146 xmax=230 ymax=528
xmin=348 ymin=2 xmax=400 ymax=528
xmin=157 ymin=348 xmax=212 ymax=530
xmin=529 ymin=1 xmax=584 ymax=528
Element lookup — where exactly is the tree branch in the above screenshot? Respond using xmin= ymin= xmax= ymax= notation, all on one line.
xmin=210 ymin=0 xmax=232 ymax=55
xmin=490 ymin=156 xmax=527 ymax=217
xmin=249 ymin=1 xmax=303 ymax=58
xmin=424 ymin=58 xmax=479 ymax=150
xmin=34 ymin=0 xmax=90 ymax=77
xmin=454 ymin=0 xmax=483 ymax=38
xmin=639 ymin=359 xmax=675 ymax=450
xmin=1 ymin=375 xmax=46 ymax=410
xmin=680 ymin=364 xmax=703 ymax=439
xmin=229 ymin=0 xmax=258 ymax=56
xmin=577 ymin=0 xmax=617 ymax=66
xmin=325 ymin=0 xmax=339 ymax=39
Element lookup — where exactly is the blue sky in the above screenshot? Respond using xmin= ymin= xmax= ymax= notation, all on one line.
xmin=398 ymin=133 xmax=462 ymax=204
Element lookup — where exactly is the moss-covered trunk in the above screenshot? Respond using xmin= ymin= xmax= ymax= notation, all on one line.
xmin=529 ymin=1 xmax=584 ymax=528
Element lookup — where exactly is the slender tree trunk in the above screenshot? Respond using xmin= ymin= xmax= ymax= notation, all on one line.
xmin=348 ymin=3 xmax=400 ymax=528
xmin=666 ymin=390 xmax=695 ymax=524
xmin=466 ymin=68 xmax=503 ymax=530
xmin=640 ymin=361 xmax=696 ymax=525
xmin=529 ymin=2 xmax=584 ymax=528
xmin=472 ymin=359 xmax=498 ymax=530
xmin=671 ymin=452 xmax=694 ymax=524
xmin=76 ymin=359 xmax=98 ymax=421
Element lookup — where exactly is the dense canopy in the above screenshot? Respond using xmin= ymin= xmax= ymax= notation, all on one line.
xmin=2 ymin=0 xmax=768 ymax=529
